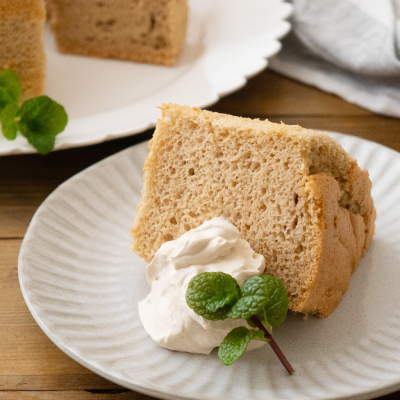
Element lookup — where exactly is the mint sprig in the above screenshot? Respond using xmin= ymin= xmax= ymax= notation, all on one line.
xmin=186 ymin=272 xmax=294 ymax=375
xmin=0 ymin=69 xmax=68 ymax=154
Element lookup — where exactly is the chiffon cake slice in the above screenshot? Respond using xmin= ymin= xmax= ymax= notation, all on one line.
xmin=131 ymin=104 xmax=376 ymax=317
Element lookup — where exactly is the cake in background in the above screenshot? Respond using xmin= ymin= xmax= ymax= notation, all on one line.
xmin=47 ymin=0 xmax=188 ymax=66
xmin=0 ymin=0 xmax=46 ymax=99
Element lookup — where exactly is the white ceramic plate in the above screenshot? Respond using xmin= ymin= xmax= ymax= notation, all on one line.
xmin=19 ymin=132 xmax=400 ymax=400
xmin=0 ymin=0 xmax=291 ymax=155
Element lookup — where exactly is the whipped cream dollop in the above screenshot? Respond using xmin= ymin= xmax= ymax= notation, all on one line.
xmin=138 ymin=216 xmax=266 ymax=354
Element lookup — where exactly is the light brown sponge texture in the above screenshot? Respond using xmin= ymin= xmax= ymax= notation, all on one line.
xmin=0 ymin=0 xmax=46 ymax=99
xmin=131 ymin=104 xmax=376 ymax=318
xmin=47 ymin=0 xmax=188 ymax=66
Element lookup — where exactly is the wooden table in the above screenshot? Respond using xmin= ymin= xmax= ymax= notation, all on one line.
xmin=1 ymin=71 xmax=399 ymax=400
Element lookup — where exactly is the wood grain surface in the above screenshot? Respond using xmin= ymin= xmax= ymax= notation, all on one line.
xmin=1 ymin=71 xmax=399 ymax=400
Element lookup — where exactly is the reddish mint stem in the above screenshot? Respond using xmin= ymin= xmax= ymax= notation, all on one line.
xmin=250 ymin=315 xmax=295 ymax=375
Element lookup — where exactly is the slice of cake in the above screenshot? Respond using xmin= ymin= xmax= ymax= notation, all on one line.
xmin=0 ymin=0 xmax=46 ymax=99
xmin=47 ymin=0 xmax=188 ymax=66
xmin=131 ymin=104 xmax=376 ymax=318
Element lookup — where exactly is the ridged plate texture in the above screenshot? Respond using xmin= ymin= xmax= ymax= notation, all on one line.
xmin=0 ymin=0 xmax=291 ymax=155
xmin=19 ymin=133 xmax=400 ymax=400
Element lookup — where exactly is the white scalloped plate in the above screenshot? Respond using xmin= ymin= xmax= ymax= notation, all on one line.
xmin=19 ymin=132 xmax=400 ymax=400
xmin=0 ymin=0 xmax=291 ymax=155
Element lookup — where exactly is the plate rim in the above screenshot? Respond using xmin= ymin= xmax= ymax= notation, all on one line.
xmin=1 ymin=0 xmax=292 ymax=156
xmin=18 ymin=132 xmax=400 ymax=400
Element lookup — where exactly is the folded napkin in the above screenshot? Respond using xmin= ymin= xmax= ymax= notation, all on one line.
xmin=270 ymin=0 xmax=400 ymax=117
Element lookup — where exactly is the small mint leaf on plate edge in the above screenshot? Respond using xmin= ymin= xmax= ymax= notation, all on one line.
xmin=0 ymin=87 xmax=14 ymax=113
xmin=17 ymin=96 xmax=68 ymax=154
xmin=22 ymin=130 xmax=56 ymax=155
xmin=0 ymin=69 xmax=22 ymax=105
xmin=18 ymin=96 xmax=68 ymax=137
xmin=1 ymin=103 xmax=20 ymax=140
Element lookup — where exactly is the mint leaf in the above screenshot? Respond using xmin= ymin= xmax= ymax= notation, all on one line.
xmin=19 ymin=96 xmax=68 ymax=136
xmin=218 ymin=327 xmax=265 ymax=366
xmin=24 ymin=130 xmax=56 ymax=155
xmin=256 ymin=276 xmax=289 ymax=326
xmin=0 ymin=69 xmax=22 ymax=105
xmin=0 ymin=87 xmax=14 ymax=112
xmin=186 ymin=272 xmax=240 ymax=321
xmin=18 ymin=96 xmax=68 ymax=154
xmin=1 ymin=103 xmax=20 ymax=140
xmin=227 ymin=275 xmax=288 ymax=326
xmin=226 ymin=275 xmax=271 ymax=319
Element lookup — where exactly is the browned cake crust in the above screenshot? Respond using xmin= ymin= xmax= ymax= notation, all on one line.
xmin=0 ymin=0 xmax=46 ymax=99
xmin=47 ymin=0 xmax=188 ymax=66
xmin=131 ymin=104 xmax=376 ymax=317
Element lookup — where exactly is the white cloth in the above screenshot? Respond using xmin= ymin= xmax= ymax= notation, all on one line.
xmin=270 ymin=0 xmax=400 ymax=117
